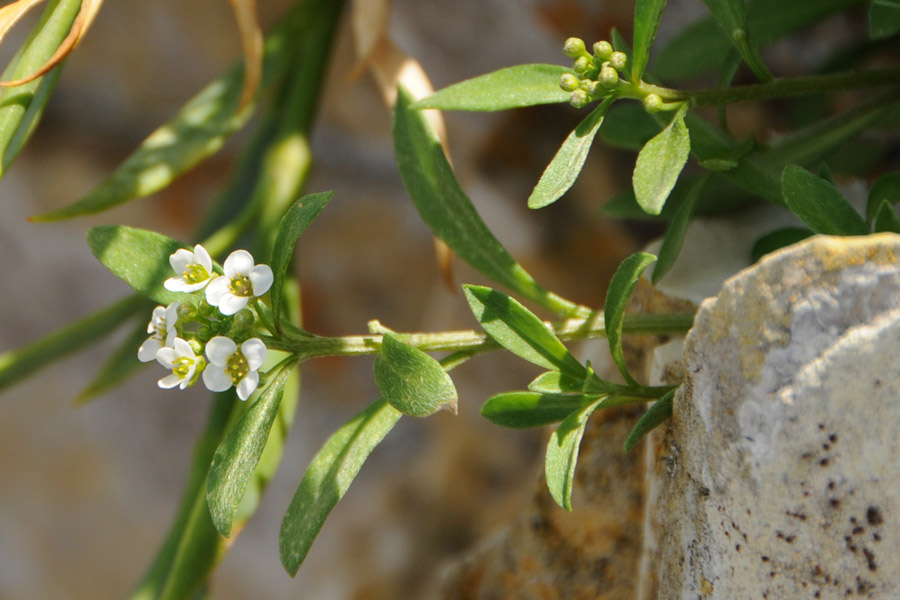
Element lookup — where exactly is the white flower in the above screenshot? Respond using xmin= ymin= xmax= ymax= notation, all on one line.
xmin=205 ymin=250 xmax=273 ymax=315
xmin=202 ymin=336 xmax=267 ymax=401
xmin=138 ymin=301 xmax=179 ymax=362
xmin=165 ymin=244 xmax=215 ymax=293
xmin=156 ymin=337 xmax=204 ymax=390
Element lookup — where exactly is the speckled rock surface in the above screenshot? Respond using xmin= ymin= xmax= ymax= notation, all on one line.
xmin=649 ymin=234 xmax=900 ymax=600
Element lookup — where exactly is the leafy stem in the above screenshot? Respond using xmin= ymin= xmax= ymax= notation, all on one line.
xmin=261 ymin=311 xmax=695 ymax=360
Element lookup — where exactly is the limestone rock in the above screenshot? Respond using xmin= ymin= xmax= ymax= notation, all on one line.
xmin=649 ymin=234 xmax=900 ymax=599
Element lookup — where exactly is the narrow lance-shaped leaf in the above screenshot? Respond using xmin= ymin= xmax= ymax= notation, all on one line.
xmin=0 ymin=0 xmax=82 ymax=180
xmin=633 ymin=105 xmax=690 ymax=215
xmin=869 ymin=0 xmax=900 ymax=39
xmin=528 ymin=97 xmax=612 ymax=210
xmin=866 ymin=172 xmax=900 ymax=225
xmin=75 ymin=315 xmax=152 ymax=405
xmin=624 ymin=388 xmax=676 ymax=452
xmin=545 ymin=397 xmax=605 ymax=510
xmin=750 ymin=227 xmax=814 ymax=263
xmin=873 ymin=200 xmax=900 ymax=234
xmin=269 ymin=191 xmax=333 ymax=330
xmin=87 ymin=225 xmax=206 ymax=306
xmin=414 ymin=64 xmax=572 ymax=112
xmin=781 ymin=165 xmax=867 ymax=235
xmin=393 ymin=85 xmax=571 ymax=314
xmin=605 ymin=252 xmax=658 ymax=387
xmin=528 ymin=370 xmax=583 ymax=394
xmin=0 ymin=294 xmax=144 ymax=393
xmin=374 ymin=333 xmax=457 ymax=417
xmin=482 ymin=391 xmax=596 ymax=429
xmin=280 ymin=397 xmax=403 ymax=576
xmin=632 ymin=0 xmax=668 ymax=82
xmin=651 ymin=174 xmax=708 ymax=284
xmin=700 ymin=0 xmax=772 ymax=81
xmin=464 ymin=285 xmax=585 ymax=378
xmin=207 ymin=364 xmax=295 ymax=537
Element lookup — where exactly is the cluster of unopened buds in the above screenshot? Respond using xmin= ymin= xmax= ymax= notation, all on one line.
xmin=559 ymin=37 xmax=628 ymax=108
xmin=137 ymin=244 xmax=274 ymax=401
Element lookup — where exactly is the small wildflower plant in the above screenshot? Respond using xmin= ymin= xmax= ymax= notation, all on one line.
xmin=1 ymin=0 xmax=899 ymax=596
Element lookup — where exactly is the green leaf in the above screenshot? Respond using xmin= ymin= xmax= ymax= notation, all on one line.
xmin=633 ymin=106 xmax=691 ymax=215
xmin=464 ymin=285 xmax=586 ymax=378
xmin=269 ymin=191 xmax=333 ymax=330
xmin=206 ymin=365 xmax=295 ymax=537
xmin=700 ymin=0 xmax=772 ymax=81
xmin=528 ymin=98 xmax=612 ymax=209
xmin=632 ymin=0 xmax=669 ymax=82
xmin=781 ymin=165 xmax=867 ymax=235
xmin=750 ymin=227 xmax=814 ymax=262
xmin=393 ymin=85 xmax=571 ymax=314
xmin=651 ymin=174 xmax=708 ymax=284
xmin=528 ymin=371 xmax=584 ymax=394
xmin=87 ymin=225 xmax=205 ymax=306
xmin=623 ymin=389 xmax=676 ymax=452
xmin=545 ymin=398 xmax=605 ymax=510
xmin=374 ymin=333 xmax=458 ymax=417
xmin=482 ymin=391 xmax=596 ymax=429
xmin=866 ymin=172 xmax=900 ymax=225
xmin=870 ymin=0 xmax=900 ymax=39
xmin=656 ymin=0 xmax=862 ymax=81
xmin=75 ymin=316 xmax=151 ymax=405
xmin=605 ymin=252 xmax=658 ymax=386
xmin=0 ymin=295 xmax=144 ymax=394
xmin=0 ymin=0 xmax=80 ymax=181
xmin=873 ymin=200 xmax=900 ymax=233
xmin=280 ymin=397 xmax=402 ymax=576
xmin=414 ymin=64 xmax=572 ymax=111
xmin=599 ymin=102 xmax=662 ymax=150
xmin=29 ymin=2 xmax=317 ymax=222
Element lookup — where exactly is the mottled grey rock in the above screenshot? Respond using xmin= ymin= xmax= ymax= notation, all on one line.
xmin=650 ymin=234 xmax=900 ymax=600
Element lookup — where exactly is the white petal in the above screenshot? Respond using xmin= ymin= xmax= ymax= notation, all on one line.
xmin=236 ymin=371 xmax=259 ymax=401
xmin=193 ymin=244 xmax=213 ymax=272
xmin=169 ymin=248 xmax=194 ymax=274
xmin=172 ymin=337 xmax=194 ymax=358
xmin=224 ymin=249 xmax=254 ymax=276
xmin=159 ymin=373 xmax=185 ymax=389
xmin=178 ymin=279 xmax=210 ymax=293
xmin=165 ymin=277 xmax=189 ymax=292
xmin=241 ymin=338 xmax=267 ymax=370
xmin=205 ymin=336 xmax=237 ymax=365
xmin=179 ymin=364 xmax=197 ymax=389
xmin=138 ymin=338 xmax=161 ymax=362
xmin=205 ymin=276 xmax=229 ymax=306
xmin=156 ymin=347 xmax=178 ymax=368
xmin=218 ymin=293 xmax=248 ymax=316
xmin=249 ymin=264 xmax=274 ymax=297
xmin=203 ymin=367 xmax=233 ymax=392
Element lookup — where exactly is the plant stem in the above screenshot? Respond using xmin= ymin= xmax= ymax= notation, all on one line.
xmin=262 ymin=312 xmax=696 ymax=360
xmin=645 ymin=67 xmax=900 ymax=106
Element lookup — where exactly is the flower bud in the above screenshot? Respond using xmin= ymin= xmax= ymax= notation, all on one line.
xmin=176 ymin=302 xmax=198 ymax=323
xmin=569 ymin=89 xmax=590 ymax=108
xmin=573 ymin=56 xmax=592 ymax=76
xmin=189 ymin=339 xmax=204 ymax=356
xmin=609 ymin=51 xmax=627 ymax=71
xmin=598 ymin=66 xmax=619 ymax=88
xmin=643 ymin=93 xmax=663 ymax=113
xmin=198 ymin=300 xmax=216 ymax=317
xmin=229 ymin=308 xmax=256 ymax=341
xmin=593 ymin=40 xmax=613 ymax=60
xmin=559 ymin=73 xmax=580 ymax=92
xmin=563 ymin=37 xmax=586 ymax=58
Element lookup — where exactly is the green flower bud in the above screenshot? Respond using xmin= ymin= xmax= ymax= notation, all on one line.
xmin=584 ymin=80 xmax=603 ymax=98
xmin=176 ymin=302 xmax=198 ymax=323
xmin=593 ymin=40 xmax=613 ymax=60
xmin=188 ymin=339 xmax=204 ymax=356
xmin=198 ymin=300 xmax=216 ymax=317
xmin=559 ymin=73 xmax=580 ymax=92
xmin=609 ymin=51 xmax=627 ymax=71
xmin=573 ymin=56 xmax=592 ymax=76
xmin=598 ymin=66 xmax=619 ymax=88
xmin=563 ymin=37 xmax=586 ymax=58
xmin=569 ymin=89 xmax=590 ymax=108
xmin=643 ymin=93 xmax=663 ymax=113
xmin=229 ymin=308 xmax=256 ymax=342
xmin=197 ymin=326 xmax=212 ymax=342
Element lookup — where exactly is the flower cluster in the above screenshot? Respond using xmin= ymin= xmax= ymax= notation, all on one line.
xmin=140 ymin=245 xmax=273 ymax=401
xmin=559 ymin=37 xmax=628 ymax=108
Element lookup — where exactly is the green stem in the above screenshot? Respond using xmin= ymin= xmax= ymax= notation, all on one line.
xmin=645 ymin=67 xmax=900 ymax=106
xmin=263 ymin=312 xmax=696 ymax=360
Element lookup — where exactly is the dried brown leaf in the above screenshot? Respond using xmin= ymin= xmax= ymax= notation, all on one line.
xmin=227 ymin=0 xmax=262 ymax=112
